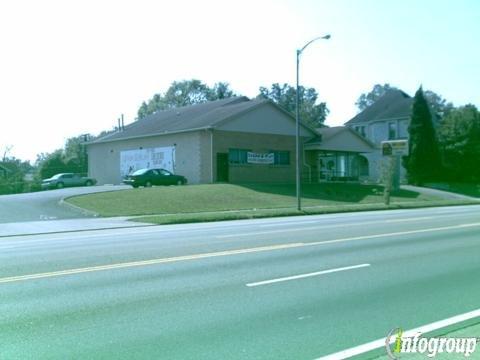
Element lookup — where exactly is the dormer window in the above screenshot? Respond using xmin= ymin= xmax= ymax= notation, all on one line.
xmin=354 ymin=125 xmax=366 ymax=138
xmin=388 ymin=122 xmax=397 ymax=140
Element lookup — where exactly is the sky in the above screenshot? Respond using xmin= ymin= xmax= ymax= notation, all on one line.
xmin=0 ymin=0 xmax=479 ymax=162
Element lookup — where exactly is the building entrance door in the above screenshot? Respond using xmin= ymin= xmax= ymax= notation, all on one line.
xmin=216 ymin=153 xmax=229 ymax=182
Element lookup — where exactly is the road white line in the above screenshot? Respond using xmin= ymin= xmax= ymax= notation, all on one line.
xmin=217 ymin=221 xmax=480 ymax=239
xmin=258 ymin=216 xmax=435 ymax=231
xmin=0 ymin=242 xmax=304 ymax=284
xmin=216 ymin=226 xmax=323 ymax=238
xmin=259 ymin=220 xmax=321 ymax=228
xmin=384 ymin=216 xmax=434 ymax=223
xmin=246 ymin=264 xmax=370 ymax=287
xmin=305 ymin=222 xmax=480 ymax=248
xmin=316 ymin=308 xmax=480 ymax=360
xmin=2 ymin=222 xmax=480 ymax=284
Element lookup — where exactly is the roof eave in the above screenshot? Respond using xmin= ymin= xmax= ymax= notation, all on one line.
xmin=87 ymin=126 xmax=213 ymax=145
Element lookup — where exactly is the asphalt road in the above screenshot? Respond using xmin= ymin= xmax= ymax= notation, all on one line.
xmin=0 ymin=185 xmax=129 ymax=223
xmin=1 ymin=205 xmax=480 ymax=359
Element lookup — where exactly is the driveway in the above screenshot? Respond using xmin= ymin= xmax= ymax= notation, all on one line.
xmin=0 ymin=185 xmax=130 ymax=224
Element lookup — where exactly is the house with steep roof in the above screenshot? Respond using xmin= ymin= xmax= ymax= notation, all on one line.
xmin=344 ymin=89 xmax=414 ymax=182
xmin=88 ymin=97 xmax=316 ymax=185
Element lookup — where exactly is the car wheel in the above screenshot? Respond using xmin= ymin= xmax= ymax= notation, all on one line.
xmin=85 ymin=180 xmax=93 ymax=186
xmin=176 ymin=180 xmax=183 ymax=185
xmin=56 ymin=182 xmax=64 ymax=189
xmin=145 ymin=181 xmax=152 ymax=188
xmin=132 ymin=184 xmax=139 ymax=188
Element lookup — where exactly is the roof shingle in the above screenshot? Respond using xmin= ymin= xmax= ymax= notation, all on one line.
xmin=92 ymin=96 xmax=267 ymax=143
xmin=345 ymin=89 xmax=413 ymax=125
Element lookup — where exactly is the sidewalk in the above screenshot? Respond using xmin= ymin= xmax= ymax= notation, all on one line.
xmin=0 ymin=217 xmax=153 ymax=237
xmin=401 ymin=185 xmax=480 ymax=201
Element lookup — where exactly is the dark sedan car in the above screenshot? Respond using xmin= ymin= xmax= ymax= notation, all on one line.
xmin=123 ymin=168 xmax=187 ymax=188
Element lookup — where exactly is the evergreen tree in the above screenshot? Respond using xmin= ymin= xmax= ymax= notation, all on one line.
xmin=403 ymin=87 xmax=441 ymax=185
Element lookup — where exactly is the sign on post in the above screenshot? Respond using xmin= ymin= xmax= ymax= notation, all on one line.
xmin=381 ymin=140 xmax=409 ymax=156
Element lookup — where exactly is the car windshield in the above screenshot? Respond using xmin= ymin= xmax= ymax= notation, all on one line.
xmin=131 ymin=169 xmax=149 ymax=176
xmin=51 ymin=174 xmax=64 ymax=179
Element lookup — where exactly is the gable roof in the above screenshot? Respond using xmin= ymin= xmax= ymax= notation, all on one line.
xmin=305 ymin=126 xmax=374 ymax=153
xmin=345 ymin=89 xmax=413 ymax=125
xmin=91 ymin=97 xmax=313 ymax=144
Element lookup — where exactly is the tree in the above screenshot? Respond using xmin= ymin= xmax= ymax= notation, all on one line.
xmin=355 ymin=83 xmax=396 ymax=111
xmin=137 ymin=80 xmax=237 ymax=119
xmin=0 ymin=157 xmax=32 ymax=194
xmin=208 ymin=82 xmax=235 ymax=101
xmin=36 ymin=134 xmax=92 ymax=179
xmin=437 ymin=104 xmax=480 ymax=182
xmin=403 ymin=87 xmax=441 ymax=184
xmin=258 ymin=83 xmax=328 ymax=128
xmin=37 ymin=150 xmax=69 ymax=179
xmin=423 ymin=90 xmax=454 ymax=119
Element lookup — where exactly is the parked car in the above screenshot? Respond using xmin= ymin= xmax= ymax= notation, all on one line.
xmin=123 ymin=168 xmax=187 ymax=188
xmin=41 ymin=173 xmax=97 ymax=189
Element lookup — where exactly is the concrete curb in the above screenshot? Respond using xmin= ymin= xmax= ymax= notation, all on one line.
xmin=58 ymin=198 xmax=100 ymax=217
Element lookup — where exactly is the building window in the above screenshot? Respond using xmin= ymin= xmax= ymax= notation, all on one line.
xmin=354 ymin=126 xmax=366 ymax=138
xmin=272 ymin=151 xmax=290 ymax=165
xmin=229 ymin=148 xmax=250 ymax=164
xmin=388 ymin=122 xmax=397 ymax=140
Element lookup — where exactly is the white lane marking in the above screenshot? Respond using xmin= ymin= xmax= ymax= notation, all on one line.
xmin=384 ymin=216 xmax=434 ymax=223
xmin=259 ymin=220 xmax=321 ymax=227
xmin=2 ymin=222 xmax=480 ymax=284
xmin=246 ymin=264 xmax=370 ymax=287
xmin=0 ymin=242 xmax=304 ymax=284
xmin=217 ymin=221 xmax=480 ymax=239
xmin=305 ymin=222 xmax=480 ymax=248
xmin=316 ymin=308 xmax=480 ymax=360
xmin=257 ymin=216 xmax=435 ymax=230
xmin=216 ymin=226 xmax=323 ymax=238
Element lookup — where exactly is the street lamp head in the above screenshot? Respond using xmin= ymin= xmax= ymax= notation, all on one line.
xmin=299 ymin=34 xmax=332 ymax=53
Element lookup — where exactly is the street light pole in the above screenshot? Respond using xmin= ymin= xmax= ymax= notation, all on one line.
xmin=296 ymin=34 xmax=331 ymax=211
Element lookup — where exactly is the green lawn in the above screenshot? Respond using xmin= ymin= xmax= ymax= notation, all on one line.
xmin=66 ymin=183 xmax=445 ymax=218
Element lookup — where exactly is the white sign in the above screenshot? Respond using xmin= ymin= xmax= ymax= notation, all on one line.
xmin=247 ymin=152 xmax=274 ymax=164
xmin=382 ymin=140 xmax=409 ymax=156
xmin=120 ymin=146 xmax=175 ymax=177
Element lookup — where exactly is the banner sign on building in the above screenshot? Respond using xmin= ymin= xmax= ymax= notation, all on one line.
xmin=247 ymin=152 xmax=274 ymax=164
xmin=120 ymin=146 xmax=175 ymax=177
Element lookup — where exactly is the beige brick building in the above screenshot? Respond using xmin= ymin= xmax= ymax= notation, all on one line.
xmin=87 ymin=97 xmax=315 ymax=185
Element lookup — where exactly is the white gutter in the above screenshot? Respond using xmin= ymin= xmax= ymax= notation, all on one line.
xmin=210 ymin=129 xmax=214 ymax=183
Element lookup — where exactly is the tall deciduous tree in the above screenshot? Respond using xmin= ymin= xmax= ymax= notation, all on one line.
xmin=423 ymin=90 xmax=454 ymax=119
xmin=355 ymin=83 xmax=396 ymax=111
xmin=258 ymin=83 xmax=328 ymax=128
xmin=403 ymin=87 xmax=441 ymax=184
xmin=137 ymin=80 xmax=237 ymax=119
xmin=36 ymin=134 xmax=92 ymax=179
xmin=438 ymin=104 xmax=480 ymax=182
xmin=0 ymin=157 xmax=32 ymax=194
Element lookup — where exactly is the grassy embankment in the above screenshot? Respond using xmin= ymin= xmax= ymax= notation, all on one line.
xmin=66 ymin=183 xmax=478 ymax=225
